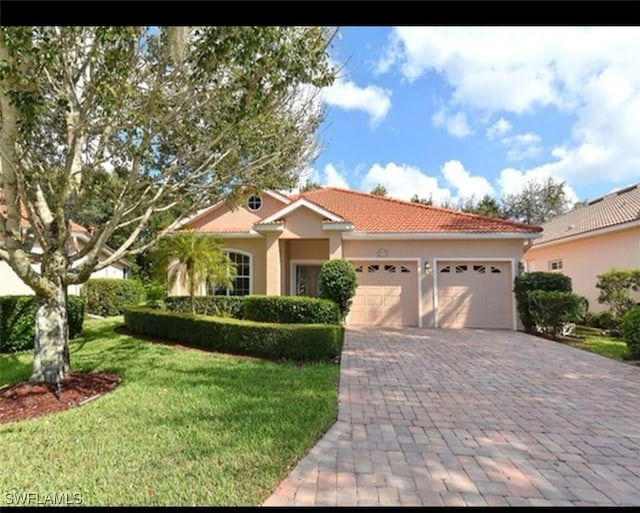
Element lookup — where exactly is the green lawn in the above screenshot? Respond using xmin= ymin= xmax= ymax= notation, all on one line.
xmin=0 ymin=318 xmax=339 ymax=506
xmin=566 ymin=326 xmax=629 ymax=361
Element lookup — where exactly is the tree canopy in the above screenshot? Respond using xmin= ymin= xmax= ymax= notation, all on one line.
xmin=501 ymin=177 xmax=570 ymax=225
xmin=0 ymin=26 xmax=336 ymax=382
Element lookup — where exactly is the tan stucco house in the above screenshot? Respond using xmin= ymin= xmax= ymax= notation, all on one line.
xmin=175 ymin=187 xmax=542 ymax=330
xmin=0 ymin=191 xmax=131 ymax=296
xmin=525 ymin=183 xmax=640 ymax=312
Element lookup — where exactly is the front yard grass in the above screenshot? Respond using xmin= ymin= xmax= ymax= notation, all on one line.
xmin=0 ymin=318 xmax=340 ymax=506
xmin=565 ymin=325 xmax=628 ymax=361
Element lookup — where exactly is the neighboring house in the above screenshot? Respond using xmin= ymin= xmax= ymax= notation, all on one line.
xmin=0 ymin=192 xmax=130 ymax=296
xmin=525 ymin=183 xmax=640 ymax=312
xmin=174 ymin=188 xmax=542 ymax=329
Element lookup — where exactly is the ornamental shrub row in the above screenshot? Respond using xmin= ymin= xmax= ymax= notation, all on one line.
xmin=123 ymin=307 xmax=343 ymax=362
xmin=0 ymin=295 xmax=85 ymax=353
xmin=164 ymin=294 xmax=341 ymax=325
xmin=82 ymin=278 xmax=145 ymax=317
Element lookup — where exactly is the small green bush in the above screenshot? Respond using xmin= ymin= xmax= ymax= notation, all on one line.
xmin=82 ymin=278 xmax=145 ymax=316
xmin=0 ymin=295 xmax=85 ymax=353
xmin=124 ymin=307 xmax=343 ymax=362
xmin=319 ymin=259 xmax=358 ymax=320
xmin=622 ymin=307 xmax=640 ymax=360
xmin=144 ymin=281 xmax=168 ymax=308
xmin=165 ymin=296 xmax=244 ymax=318
xmin=583 ymin=310 xmax=621 ymax=332
xmin=242 ymin=295 xmax=340 ymax=325
xmin=514 ymin=272 xmax=572 ymax=332
xmin=596 ymin=268 xmax=640 ymax=319
xmin=527 ymin=290 xmax=586 ymax=340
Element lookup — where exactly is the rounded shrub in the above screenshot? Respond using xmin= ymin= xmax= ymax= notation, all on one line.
xmin=81 ymin=278 xmax=145 ymax=316
xmin=527 ymin=290 xmax=586 ymax=340
xmin=241 ymin=295 xmax=340 ymax=325
xmin=319 ymin=259 xmax=358 ymax=321
xmin=622 ymin=306 xmax=640 ymax=360
xmin=513 ymin=271 xmax=572 ymax=332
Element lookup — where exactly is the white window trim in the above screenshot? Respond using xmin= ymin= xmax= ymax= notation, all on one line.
xmin=347 ymin=257 xmax=423 ymax=328
xmin=289 ymin=259 xmax=326 ymax=296
xmin=433 ymin=257 xmax=518 ymax=330
xmin=548 ymin=259 xmax=563 ymax=271
xmin=218 ymin=248 xmax=253 ymax=296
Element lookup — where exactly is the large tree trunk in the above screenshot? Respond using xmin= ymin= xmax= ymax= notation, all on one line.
xmin=31 ymin=283 xmax=70 ymax=384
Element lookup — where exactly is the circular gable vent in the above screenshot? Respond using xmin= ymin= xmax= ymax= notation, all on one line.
xmin=247 ymin=195 xmax=263 ymax=212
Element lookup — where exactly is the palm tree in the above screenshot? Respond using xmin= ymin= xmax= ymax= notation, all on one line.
xmin=153 ymin=231 xmax=236 ymax=313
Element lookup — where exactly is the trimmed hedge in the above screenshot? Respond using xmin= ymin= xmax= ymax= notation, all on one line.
xmin=241 ymin=295 xmax=340 ymax=325
xmin=124 ymin=307 xmax=343 ymax=362
xmin=514 ymin=272 xmax=572 ymax=333
xmin=622 ymin=307 xmax=640 ymax=360
xmin=82 ymin=278 xmax=145 ymax=316
xmin=165 ymin=296 xmax=244 ymax=318
xmin=527 ymin=290 xmax=586 ymax=340
xmin=0 ymin=295 xmax=85 ymax=353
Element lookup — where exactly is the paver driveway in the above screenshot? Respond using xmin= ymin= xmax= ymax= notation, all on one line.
xmin=264 ymin=327 xmax=640 ymax=506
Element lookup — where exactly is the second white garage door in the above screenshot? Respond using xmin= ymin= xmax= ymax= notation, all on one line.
xmin=437 ymin=261 xmax=512 ymax=329
xmin=347 ymin=261 xmax=419 ymax=326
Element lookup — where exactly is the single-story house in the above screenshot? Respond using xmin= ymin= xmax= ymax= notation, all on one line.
xmin=525 ymin=183 xmax=640 ymax=312
xmin=175 ymin=187 xmax=542 ymax=329
xmin=0 ymin=191 xmax=131 ymax=296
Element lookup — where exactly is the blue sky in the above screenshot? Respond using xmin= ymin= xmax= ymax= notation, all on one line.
xmin=304 ymin=27 xmax=640 ymax=205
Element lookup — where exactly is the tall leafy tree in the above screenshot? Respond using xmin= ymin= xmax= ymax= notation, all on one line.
xmin=461 ymin=194 xmax=503 ymax=218
xmin=501 ymin=177 xmax=570 ymax=224
xmin=0 ymin=26 xmax=335 ymax=382
xmin=152 ymin=232 xmax=235 ymax=314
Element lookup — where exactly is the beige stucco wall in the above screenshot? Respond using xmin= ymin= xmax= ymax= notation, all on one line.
xmin=189 ymin=194 xmax=287 ymax=233
xmin=526 ymin=226 xmax=640 ymax=312
xmin=285 ymin=239 xmax=330 ymax=295
xmin=0 ymin=261 xmax=35 ymax=296
xmin=343 ymin=238 xmax=526 ymax=328
xmin=280 ymin=207 xmax=327 ymax=239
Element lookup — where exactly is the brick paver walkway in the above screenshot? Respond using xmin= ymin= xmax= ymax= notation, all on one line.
xmin=264 ymin=327 xmax=640 ymax=506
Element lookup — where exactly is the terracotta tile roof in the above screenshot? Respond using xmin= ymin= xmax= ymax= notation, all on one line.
xmin=298 ymin=188 xmax=542 ymax=234
xmin=533 ymin=183 xmax=640 ymax=245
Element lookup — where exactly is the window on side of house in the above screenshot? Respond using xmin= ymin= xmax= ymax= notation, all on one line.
xmin=548 ymin=259 xmax=563 ymax=271
xmin=213 ymin=251 xmax=251 ymax=296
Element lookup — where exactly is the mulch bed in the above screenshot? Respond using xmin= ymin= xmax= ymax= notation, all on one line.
xmin=0 ymin=372 xmax=120 ymax=425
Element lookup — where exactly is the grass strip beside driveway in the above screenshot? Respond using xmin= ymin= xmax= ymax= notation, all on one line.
xmin=0 ymin=318 xmax=339 ymax=506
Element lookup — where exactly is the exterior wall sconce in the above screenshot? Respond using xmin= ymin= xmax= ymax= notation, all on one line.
xmin=424 ymin=262 xmax=431 ymax=273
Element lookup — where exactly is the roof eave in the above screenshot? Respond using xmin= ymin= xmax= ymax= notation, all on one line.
xmin=343 ymin=231 xmax=542 ymax=240
xmin=532 ymin=218 xmax=640 ymax=249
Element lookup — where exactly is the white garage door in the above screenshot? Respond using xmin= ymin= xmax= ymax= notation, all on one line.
xmin=347 ymin=261 xmax=419 ymax=326
xmin=437 ymin=261 xmax=512 ymax=329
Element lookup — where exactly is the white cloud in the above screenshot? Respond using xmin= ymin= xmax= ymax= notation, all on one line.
xmin=498 ymin=167 xmax=580 ymax=205
xmin=361 ymin=162 xmax=452 ymax=204
xmin=502 ymin=132 xmax=543 ymax=162
xmin=440 ymin=160 xmax=494 ymax=201
xmin=300 ymin=164 xmax=349 ymax=189
xmin=486 ymin=117 xmax=512 ymax=140
xmin=432 ymin=108 xmax=472 ymax=138
xmin=323 ymin=78 xmax=392 ymax=125
xmin=379 ymin=27 xmax=640 ymax=186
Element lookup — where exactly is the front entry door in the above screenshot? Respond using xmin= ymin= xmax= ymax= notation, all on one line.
xmin=295 ymin=265 xmax=322 ymax=297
